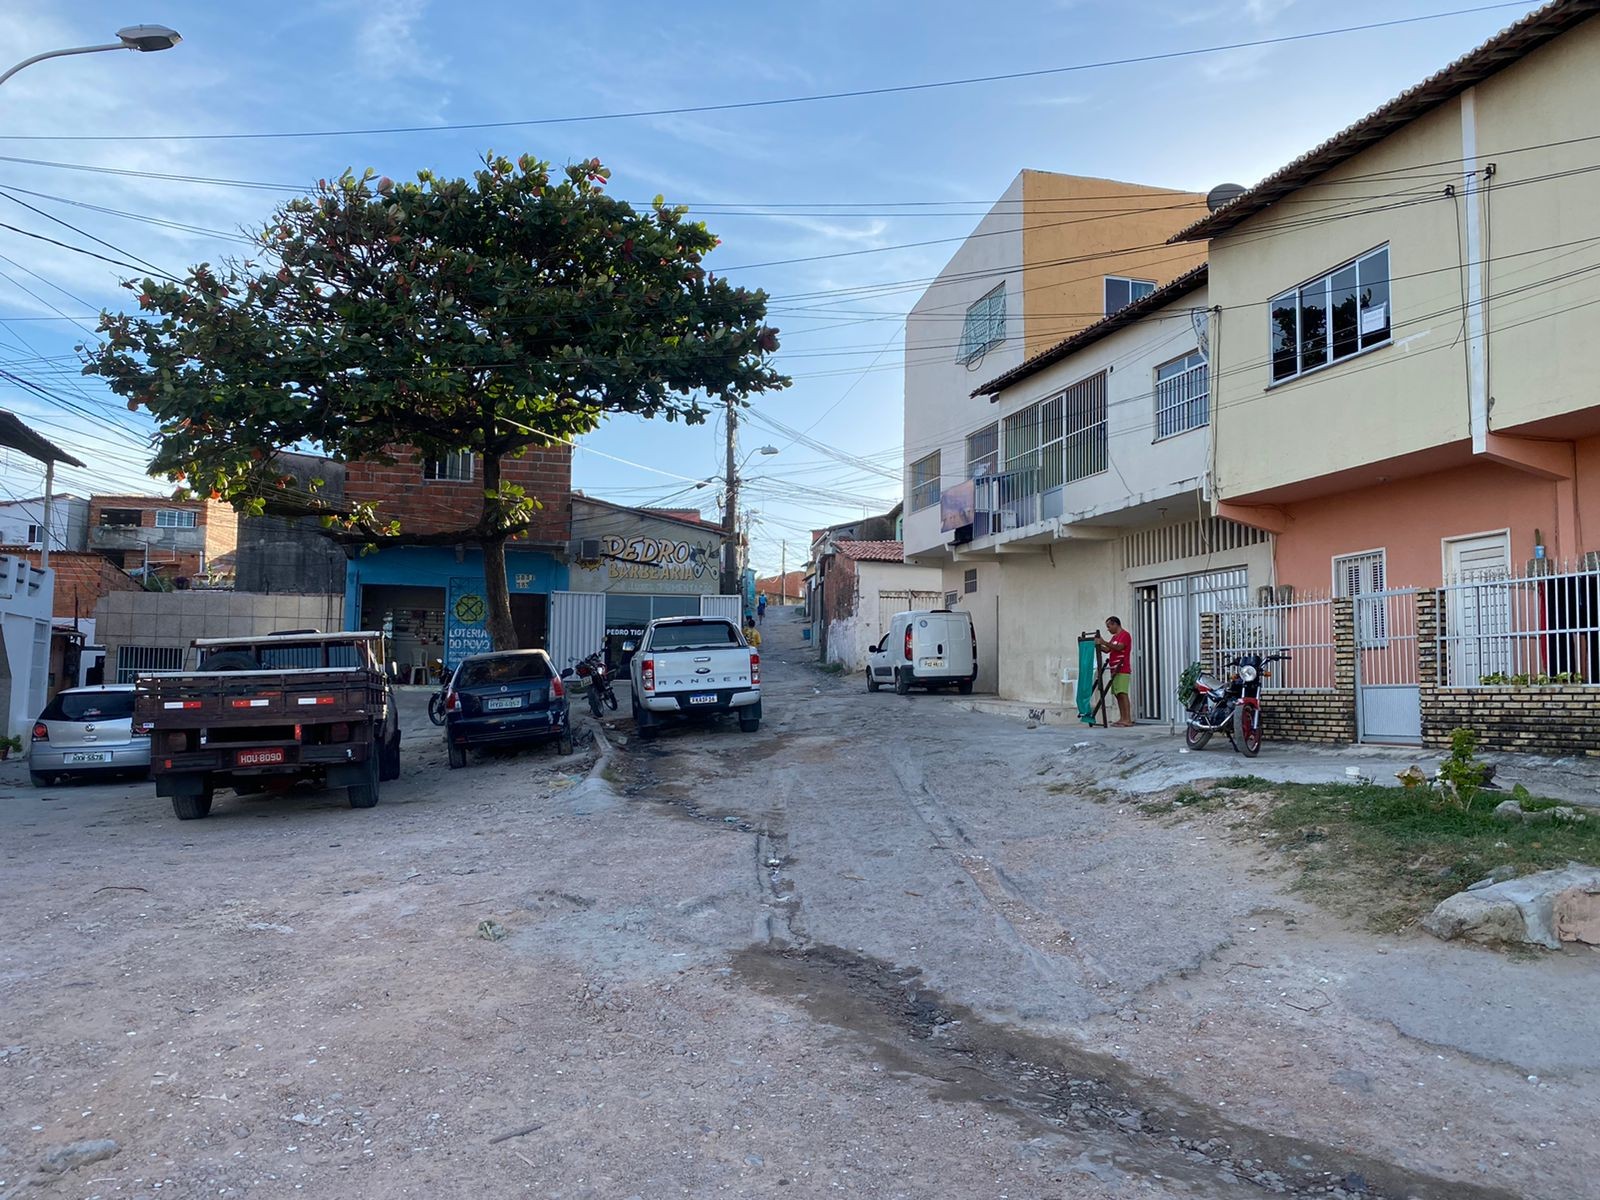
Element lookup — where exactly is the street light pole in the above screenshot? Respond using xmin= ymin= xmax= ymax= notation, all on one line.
xmin=0 ymin=25 xmax=182 ymax=90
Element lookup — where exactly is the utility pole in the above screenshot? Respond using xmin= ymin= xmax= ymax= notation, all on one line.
xmin=779 ymin=540 xmax=788 ymax=604
xmin=720 ymin=401 xmax=738 ymax=595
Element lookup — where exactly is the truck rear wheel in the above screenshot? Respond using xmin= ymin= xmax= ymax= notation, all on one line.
xmin=739 ymin=714 xmax=760 ymax=733
xmin=172 ymin=790 xmax=213 ymax=820
xmin=348 ymin=756 xmax=379 ymax=808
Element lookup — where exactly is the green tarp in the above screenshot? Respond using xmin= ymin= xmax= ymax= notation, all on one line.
xmin=1076 ymin=637 xmax=1098 ymax=725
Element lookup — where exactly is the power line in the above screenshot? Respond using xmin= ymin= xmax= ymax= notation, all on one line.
xmin=0 ymin=3 xmax=1537 ymax=143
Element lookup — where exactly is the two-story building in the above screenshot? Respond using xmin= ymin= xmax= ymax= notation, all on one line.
xmin=341 ymin=446 xmax=573 ymax=674
xmin=901 ymin=170 xmax=1211 ymax=691
xmin=0 ymin=493 xmax=88 ymax=552
xmin=87 ymin=494 xmax=237 ymax=584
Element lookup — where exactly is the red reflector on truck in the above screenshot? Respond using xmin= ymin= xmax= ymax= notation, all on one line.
xmin=230 ymin=698 xmax=269 ymax=709
xmin=163 ymin=700 xmax=202 ymax=710
xmin=295 ymin=696 xmax=336 ymax=706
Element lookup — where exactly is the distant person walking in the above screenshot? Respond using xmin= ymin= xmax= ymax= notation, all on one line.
xmin=757 ymin=593 xmax=768 ymax=625
xmin=1096 ymin=616 xmax=1134 ymax=727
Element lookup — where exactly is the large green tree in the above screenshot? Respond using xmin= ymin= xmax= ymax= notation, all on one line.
xmin=85 ymin=154 xmax=788 ymax=648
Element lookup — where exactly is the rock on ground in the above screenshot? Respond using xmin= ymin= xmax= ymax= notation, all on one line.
xmin=1423 ymin=863 xmax=1600 ymax=949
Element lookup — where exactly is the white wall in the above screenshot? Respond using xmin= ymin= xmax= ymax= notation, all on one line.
xmin=0 ymin=554 xmax=52 ymax=742
xmin=0 ymin=496 xmax=89 ymax=552
xmin=902 ymin=174 xmax=1027 ymax=558
xmin=824 ymin=559 xmax=945 ymax=672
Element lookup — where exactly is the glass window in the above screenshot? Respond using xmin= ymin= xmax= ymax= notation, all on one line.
xmin=1104 ymin=276 xmax=1156 ymax=315
xmin=648 ymin=621 xmax=740 ymax=650
xmin=423 ymin=450 xmax=474 ymax=482
xmin=155 ymin=509 xmax=197 ymax=529
xmin=99 ymin=508 xmax=142 ymax=527
xmin=455 ymin=653 xmax=552 ymax=687
xmin=909 ymin=451 xmax=941 ymax=511
xmin=963 ymin=568 xmax=978 ymax=595
xmin=1153 ymin=350 xmax=1209 ymax=440
xmin=1268 ymin=245 xmax=1390 ymax=382
xmin=1039 ymin=396 xmax=1064 ymax=492
xmin=41 ymin=690 xmax=136 ymax=721
xmin=956 ymin=284 xmax=1006 ymax=363
xmin=966 ymin=423 xmax=999 ymax=479
xmin=25 ymin=523 xmax=41 ymax=544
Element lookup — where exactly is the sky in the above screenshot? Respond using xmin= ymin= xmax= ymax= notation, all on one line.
xmin=0 ymin=0 xmax=1543 ymax=574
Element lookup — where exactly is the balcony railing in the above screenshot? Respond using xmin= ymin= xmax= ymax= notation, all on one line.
xmin=973 ymin=468 xmax=1042 ymax=536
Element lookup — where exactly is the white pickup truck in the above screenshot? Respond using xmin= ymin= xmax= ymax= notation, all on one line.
xmin=629 ymin=616 xmax=761 ymax=739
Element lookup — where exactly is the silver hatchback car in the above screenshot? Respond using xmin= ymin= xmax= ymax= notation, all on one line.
xmin=30 ymin=684 xmax=151 ymax=787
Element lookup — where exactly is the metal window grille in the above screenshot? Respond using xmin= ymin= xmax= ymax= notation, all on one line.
xmin=1214 ymin=594 xmax=1337 ymax=691
xmin=1062 ymin=371 xmax=1107 ymax=482
xmin=957 ymin=284 xmax=1006 ymax=363
xmin=1121 ymin=518 xmax=1270 ymax=570
xmin=155 ymin=508 xmax=197 ymax=529
xmin=1153 ymin=351 xmax=1209 ymax=440
xmin=115 ymin=644 xmax=185 ymax=683
xmin=1334 ymin=550 xmax=1388 ymax=647
xmin=966 ymin=423 xmax=999 ymax=479
xmin=909 ymin=451 xmax=941 ymax=511
xmin=423 ymin=450 xmax=474 ymax=482
xmin=1437 ymin=558 xmax=1600 ymax=686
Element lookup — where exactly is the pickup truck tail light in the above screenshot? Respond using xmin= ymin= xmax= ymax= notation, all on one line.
xmin=903 ymin=627 xmax=913 ymax=661
xmin=641 ymin=659 xmax=655 ymax=693
xmin=750 ymin=653 xmax=760 ymax=686
xmin=550 ymin=673 xmax=565 ymax=700
xmin=31 ymin=722 xmax=47 ymax=742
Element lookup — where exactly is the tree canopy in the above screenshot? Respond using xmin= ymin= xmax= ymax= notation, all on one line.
xmin=84 ymin=153 xmax=789 ymax=646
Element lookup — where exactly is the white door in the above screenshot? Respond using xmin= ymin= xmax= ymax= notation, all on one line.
xmin=547 ymin=591 xmax=607 ymax=676
xmin=1445 ymin=532 xmax=1512 ymax=684
xmin=700 ymin=594 xmax=743 ymax=624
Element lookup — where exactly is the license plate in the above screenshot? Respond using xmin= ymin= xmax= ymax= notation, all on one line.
xmin=485 ymin=696 xmax=524 ymax=711
xmin=688 ymin=693 xmax=718 ymax=706
xmin=920 ymin=657 xmax=946 ymax=669
xmin=236 ymin=747 xmax=287 ymax=767
xmin=64 ymin=751 xmax=110 ymax=765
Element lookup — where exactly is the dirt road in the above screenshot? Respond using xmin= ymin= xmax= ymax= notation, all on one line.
xmin=2 ymin=614 xmax=1595 ymax=1198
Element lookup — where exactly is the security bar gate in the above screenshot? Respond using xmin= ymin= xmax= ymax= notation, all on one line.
xmin=1353 ymin=587 xmax=1421 ymax=744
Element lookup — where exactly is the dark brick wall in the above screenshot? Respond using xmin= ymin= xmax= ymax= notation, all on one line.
xmin=344 ymin=446 xmax=572 ymax=543
xmin=1422 ymin=686 xmax=1600 ymax=757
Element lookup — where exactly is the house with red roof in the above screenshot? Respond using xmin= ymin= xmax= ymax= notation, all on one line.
xmin=812 ymin=535 xmax=943 ymax=672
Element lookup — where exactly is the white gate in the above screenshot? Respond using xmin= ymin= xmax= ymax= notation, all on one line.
xmin=547 ymin=591 xmax=607 ymax=676
xmin=877 ymin=590 xmax=945 ymax=642
xmin=1137 ymin=567 xmax=1249 ymax=721
xmin=1354 ymin=587 xmax=1421 ymax=744
xmin=699 ymin=594 xmax=744 ymax=624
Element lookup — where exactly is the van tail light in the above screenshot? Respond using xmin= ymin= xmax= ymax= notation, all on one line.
xmin=31 ymin=722 xmax=48 ymax=742
xmin=550 ymin=674 xmax=565 ymax=700
xmin=750 ymin=653 xmax=761 ymax=686
xmin=641 ymin=659 xmax=655 ymax=693
xmin=903 ymin=627 xmax=913 ymax=661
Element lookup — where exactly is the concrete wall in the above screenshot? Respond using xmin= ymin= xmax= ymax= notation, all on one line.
xmin=94 ymin=591 xmax=344 ymax=673
xmin=0 ymin=554 xmax=52 ymax=741
xmin=235 ymin=454 xmax=347 ymax=594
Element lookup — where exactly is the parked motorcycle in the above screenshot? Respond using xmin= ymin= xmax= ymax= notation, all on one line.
xmin=426 ymin=659 xmax=450 ymax=726
xmin=1182 ymin=651 xmax=1291 ymax=757
xmin=561 ymin=650 xmax=620 ymax=718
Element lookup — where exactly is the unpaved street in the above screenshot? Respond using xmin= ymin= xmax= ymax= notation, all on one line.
xmin=2 ymin=612 xmax=1597 ymax=1199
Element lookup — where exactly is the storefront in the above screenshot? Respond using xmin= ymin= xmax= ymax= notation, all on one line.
xmin=344 ymin=545 xmax=567 ymax=682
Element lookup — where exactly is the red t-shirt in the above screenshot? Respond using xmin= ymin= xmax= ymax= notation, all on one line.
xmin=1107 ymin=629 xmax=1132 ymax=675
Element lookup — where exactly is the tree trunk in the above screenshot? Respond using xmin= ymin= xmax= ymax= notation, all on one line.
xmin=480 ymin=450 xmax=518 ymax=650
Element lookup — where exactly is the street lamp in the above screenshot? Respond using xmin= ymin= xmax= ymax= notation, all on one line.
xmin=0 ymin=25 xmax=182 ymax=89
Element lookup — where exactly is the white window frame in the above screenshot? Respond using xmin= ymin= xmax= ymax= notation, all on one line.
xmin=956 ymin=284 xmax=1006 ymax=364
xmin=423 ymin=450 xmax=475 ymax=483
xmin=155 ymin=508 xmax=197 ymax=529
xmin=25 ymin=522 xmax=42 ymax=545
xmin=1104 ymin=275 xmax=1156 ymax=315
xmin=966 ymin=423 xmax=999 ymax=480
xmin=1269 ymin=244 xmax=1391 ymax=384
xmin=963 ymin=568 xmax=978 ymax=594
xmin=1153 ymin=349 xmax=1209 ymax=440
xmin=909 ymin=451 xmax=941 ymax=512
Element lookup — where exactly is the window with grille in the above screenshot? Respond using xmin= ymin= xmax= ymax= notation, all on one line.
xmin=1062 ymin=371 xmax=1108 ymax=482
xmin=957 ymin=284 xmax=1006 ymax=364
xmin=909 ymin=451 xmax=941 ymax=511
xmin=1153 ymin=350 xmax=1209 ymax=440
xmin=1271 ymin=245 xmax=1390 ymax=382
xmin=115 ymin=644 xmax=185 ymax=683
xmin=99 ymin=508 xmax=141 ymax=527
xmin=423 ymin=450 xmax=474 ymax=482
xmin=966 ymin=423 xmax=999 ymax=479
xmin=1335 ymin=549 xmax=1388 ymax=647
xmin=963 ymin=568 xmax=978 ymax=594
xmin=1104 ymin=276 xmax=1156 ymax=315
xmin=155 ymin=509 xmax=197 ymax=529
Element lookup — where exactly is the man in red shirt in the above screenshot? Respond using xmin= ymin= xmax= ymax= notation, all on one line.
xmin=1096 ymin=616 xmax=1135 ymax=727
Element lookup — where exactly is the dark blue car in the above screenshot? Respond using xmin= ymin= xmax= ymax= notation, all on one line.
xmin=444 ymin=650 xmax=572 ymax=768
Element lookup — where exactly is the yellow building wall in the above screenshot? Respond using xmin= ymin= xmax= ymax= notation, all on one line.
xmin=1020 ymin=170 xmax=1208 ymax=356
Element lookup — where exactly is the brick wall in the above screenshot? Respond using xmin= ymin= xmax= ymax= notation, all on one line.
xmin=0 ymin=547 xmax=141 ymax=618
xmin=344 ymin=446 xmax=572 ymax=543
xmin=204 ymin=502 xmax=239 ymax=571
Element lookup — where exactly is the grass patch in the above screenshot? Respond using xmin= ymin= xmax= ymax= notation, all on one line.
xmin=1140 ymin=784 xmax=1224 ymax=816
xmin=1259 ymin=782 xmax=1600 ymax=932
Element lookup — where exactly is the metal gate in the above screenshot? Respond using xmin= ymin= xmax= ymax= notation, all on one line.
xmin=877 ymin=590 xmax=945 ymax=642
xmin=115 ymin=644 xmax=185 ymax=684
xmin=699 ymin=594 xmax=744 ymax=624
xmin=1354 ymin=587 xmax=1421 ymax=743
xmin=547 ymin=591 xmax=607 ymax=676
xmin=1136 ymin=567 xmax=1249 ymax=721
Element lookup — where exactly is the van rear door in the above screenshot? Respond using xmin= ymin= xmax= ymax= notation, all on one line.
xmin=940 ymin=613 xmax=976 ymax=676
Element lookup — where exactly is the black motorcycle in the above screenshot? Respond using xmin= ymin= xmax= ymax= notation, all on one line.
xmin=562 ymin=650 xmax=619 ymax=718
xmin=1182 ymin=651 xmax=1290 ymax=757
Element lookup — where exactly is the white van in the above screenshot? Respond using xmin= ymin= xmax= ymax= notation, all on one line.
xmin=866 ymin=610 xmax=977 ymax=695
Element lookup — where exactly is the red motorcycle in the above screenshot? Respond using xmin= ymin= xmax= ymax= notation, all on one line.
xmin=562 ymin=650 xmax=619 ymax=719
xmin=1183 ymin=651 xmax=1290 ymax=757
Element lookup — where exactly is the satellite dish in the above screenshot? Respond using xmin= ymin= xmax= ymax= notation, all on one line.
xmin=1206 ymin=183 xmax=1247 ymax=213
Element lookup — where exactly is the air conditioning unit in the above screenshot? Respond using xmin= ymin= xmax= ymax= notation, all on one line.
xmin=1256 ymin=585 xmax=1275 ymax=606
xmin=572 ymin=538 xmax=602 ymax=562
xmin=1275 ymin=584 xmax=1295 ymax=604
xmin=951 ymin=523 xmax=975 ymax=546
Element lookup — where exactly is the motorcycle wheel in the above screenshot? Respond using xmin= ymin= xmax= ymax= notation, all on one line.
xmin=428 ymin=693 xmax=447 ymax=727
xmin=603 ymin=686 xmax=619 ymax=711
xmin=1183 ymin=719 xmax=1212 ymax=751
xmin=588 ymin=687 xmax=604 ymax=718
xmin=1235 ymin=704 xmax=1263 ymax=757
